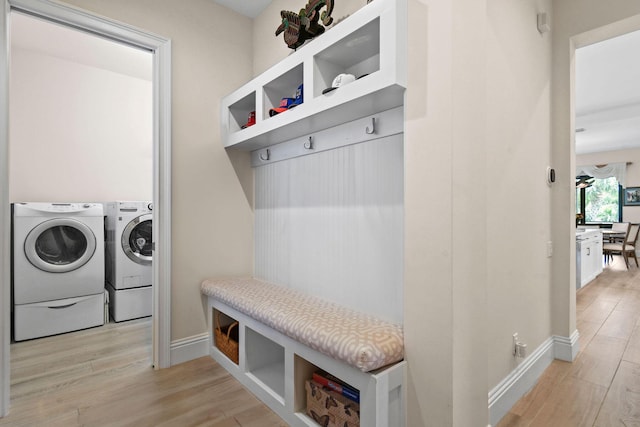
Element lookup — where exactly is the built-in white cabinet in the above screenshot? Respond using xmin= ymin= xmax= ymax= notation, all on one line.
xmin=220 ymin=0 xmax=407 ymax=151
xmin=216 ymin=1 xmax=408 ymax=425
xmin=208 ymin=303 xmax=405 ymax=427
xmin=576 ymin=229 xmax=603 ymax=289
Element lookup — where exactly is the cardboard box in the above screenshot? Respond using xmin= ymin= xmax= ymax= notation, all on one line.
xmin=305 ymin=380 xmax=360 ymax=427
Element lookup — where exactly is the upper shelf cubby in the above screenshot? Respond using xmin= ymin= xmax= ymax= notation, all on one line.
xmin=220 ymin=0 xmax=407 ymax=151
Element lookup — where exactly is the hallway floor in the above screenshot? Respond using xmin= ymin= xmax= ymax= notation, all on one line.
xmin=497 ymin=255 xmax=640 ymax=427
xmin=0 ymin=318 xmax=286 ymax=426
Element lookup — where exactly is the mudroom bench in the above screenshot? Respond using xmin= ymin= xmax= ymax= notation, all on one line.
xmin=201 ymin=277 xmax=406 ymax=427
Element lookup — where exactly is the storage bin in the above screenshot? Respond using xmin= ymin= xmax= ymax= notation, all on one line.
xmin=305 ymin=380 xmax=360 ymax=427
xmin=214 ymin=311 xmax=239 ymax=364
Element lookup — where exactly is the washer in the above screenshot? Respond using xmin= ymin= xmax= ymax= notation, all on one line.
xmin=105 ymin=201 xmax=153 ymax=322
xmin=12 ymin=202 xmax=105 ymax=341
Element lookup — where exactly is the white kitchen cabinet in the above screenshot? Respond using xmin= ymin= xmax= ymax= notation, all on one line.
xmin=576 ymin=229 xmax=603 ymax=289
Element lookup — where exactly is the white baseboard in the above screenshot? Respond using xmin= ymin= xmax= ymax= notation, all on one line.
xmin=170 ymin=333 xmax=209 ymax=366
xmin=553 ymin=330 xmax=580 ymax=362
xmin=488 ymin=330 xmax=579 ymax=426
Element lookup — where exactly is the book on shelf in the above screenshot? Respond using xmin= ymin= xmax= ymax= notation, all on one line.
xmin=312 ymin=372 xmax=360 ymax=403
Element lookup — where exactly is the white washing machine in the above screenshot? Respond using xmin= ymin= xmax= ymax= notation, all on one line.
xmin=105 ymin=201 xmax=153 ymax=322
xmin=12 ymin=202 xmax=105 ymax=341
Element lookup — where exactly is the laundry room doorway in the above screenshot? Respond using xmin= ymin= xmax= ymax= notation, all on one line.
xmin=0 ymin=0 xmax=172 ymax=416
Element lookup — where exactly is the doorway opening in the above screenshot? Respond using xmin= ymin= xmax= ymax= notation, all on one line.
xmin=1 ymin=0 xmax=172 ymax=417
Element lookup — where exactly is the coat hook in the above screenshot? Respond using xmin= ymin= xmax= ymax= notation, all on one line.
xmin=259 ymin=149 xmax=270 ymax=161
xmin=304 ymin=136 xmax=314 ymax=150
xmin=365 ymin=117 xmax=376 ymax=134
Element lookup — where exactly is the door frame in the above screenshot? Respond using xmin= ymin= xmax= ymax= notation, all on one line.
xmin=0 ymin=0 xmax=172 ymax=416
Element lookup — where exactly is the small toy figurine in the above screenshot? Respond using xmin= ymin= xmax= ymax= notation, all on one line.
xmin=275 ymin=0 xmax=335 ymax=49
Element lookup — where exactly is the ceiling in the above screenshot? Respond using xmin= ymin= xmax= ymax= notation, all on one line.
xmin=212 ymin=0 xmax=272 ymax=18
xmin=575 ymin=30 xmax=640 ymax=155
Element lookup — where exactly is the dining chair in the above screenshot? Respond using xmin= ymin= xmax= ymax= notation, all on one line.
xmin=603 ymin=223 xmax=640 ymax=268
xmin=608 ymin=222 xmax=629 ymax=243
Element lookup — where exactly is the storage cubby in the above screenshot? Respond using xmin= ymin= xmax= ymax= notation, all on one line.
xmin=245 ymin=326 xmax=285 ymax=400
xmin=219 ymin=0 xmax=406 ymax=151
xmin=227 ymin=91 xmax=256 ymax=134
xmin=294 ymin=355 xmax=361 ymax=426
xmin=263 ymin=63 xmax=304 ymax=120
xmin=313 ymin=18 xmax=380 ymax=98
xmin=212 ymin=308 xmax=239 ymax=365
xmin=294 ymin=355 xmax=318 ymax=416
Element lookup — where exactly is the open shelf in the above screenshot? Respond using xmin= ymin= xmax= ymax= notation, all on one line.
xmin=227 ymin=91 xmax=256 ymax=134
xmin=313 ymin=18 xmax=380 ymax=98
xmin=219 ymin=0 xmax=406 ymax=152
xmin=294 ymin=355 xmax=361 ymax=426
xmin=263 ymin=63 xmax=304 ymax=121
xmin=245 ymin=326 xmax=285 ymax=400
xmin=212 ymin=308 xmax=239 ymax=365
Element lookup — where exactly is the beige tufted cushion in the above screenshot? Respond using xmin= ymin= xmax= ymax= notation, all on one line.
xmin=201 ymin=277 xmax=404 ymax=372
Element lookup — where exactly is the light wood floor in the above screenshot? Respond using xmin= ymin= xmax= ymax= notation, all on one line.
xmin=0 ymin=318 xmax=287 ymax=426
xmin=498 ymin=254 xmax=640 ymax=427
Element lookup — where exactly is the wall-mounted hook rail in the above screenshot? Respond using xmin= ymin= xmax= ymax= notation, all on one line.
xmin=250 ymin=106 xmax=403 ymax=168
xmin=304 ymin=136 xmax=314 ymax=150
xmin=365 ymin=117 xmax=376 ymax=134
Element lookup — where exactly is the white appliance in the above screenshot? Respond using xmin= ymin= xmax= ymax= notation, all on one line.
xmin=12 ymin=202 xmax=105 ymax=341
xmin=105 ymin=201 xmax=153 ymax=322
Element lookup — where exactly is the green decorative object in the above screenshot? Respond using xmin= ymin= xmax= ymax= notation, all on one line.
xmin=275 ymin=0 xmax=335 ymax=50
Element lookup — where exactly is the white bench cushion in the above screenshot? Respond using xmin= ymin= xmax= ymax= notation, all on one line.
xmin=201 ymin=277 xmax=404 ymax=372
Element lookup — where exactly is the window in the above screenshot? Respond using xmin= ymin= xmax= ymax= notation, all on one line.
xmin=576 ymin=176 xmax=622 ymax=223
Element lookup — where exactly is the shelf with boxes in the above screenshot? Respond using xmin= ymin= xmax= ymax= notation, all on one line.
xmin=220 ymin=0 xmax=407 ymax=152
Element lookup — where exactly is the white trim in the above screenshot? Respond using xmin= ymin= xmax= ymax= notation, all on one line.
xmin=0 ymin=0 xmax=172 ymax=416
xmin=0 ymin=1 xmax=8 ymax=416
xmin=488 ymin=336 xmax=555 ymax=426
xmin=487 ymin=332 xmax=580 ymax=426
xmin=152 ymin=29 xmax=172 ymax=370
xmin=553 ymin=330 xmax=580 ymax=362
xmin=170 ymin=333 xmax=209 ymax=366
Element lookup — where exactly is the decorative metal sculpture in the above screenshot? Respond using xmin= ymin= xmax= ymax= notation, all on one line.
xmin=275 ymin=0 xmax=335 ymax=50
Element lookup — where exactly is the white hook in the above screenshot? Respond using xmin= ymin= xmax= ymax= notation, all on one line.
xmin=259 ymin=149 xmax=270 ymax=161
xmin=365 ymin=117 xmax=376 ymax=134
xmin=304 ymin=136 xmax=314 ymax=150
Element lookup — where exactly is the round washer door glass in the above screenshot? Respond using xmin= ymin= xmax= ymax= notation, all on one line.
xmin=24 ymin=218 xmax=97 ymax=273
xmin=122 ymin=213 xmax=152 ymax=265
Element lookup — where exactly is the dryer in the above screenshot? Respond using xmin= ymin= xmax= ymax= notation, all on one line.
xmin=105 ymin=201 xmax=153 ymax=322
xmin=12 ymin=202 xmax=105 ymax=341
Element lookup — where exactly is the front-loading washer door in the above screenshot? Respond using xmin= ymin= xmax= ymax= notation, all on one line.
xmin=122 ymin=213 xmax=152 ymax=266
xmin=24 ymin=218 xmax=97 ymax=273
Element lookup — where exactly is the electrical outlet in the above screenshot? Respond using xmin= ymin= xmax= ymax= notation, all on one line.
xmin=547 ymin=241 xmax=553 ymax=258
xmin=513 ymin=332 xmax=527 ymax=358
xmin=515 ymin=342 xmax=528 ymax=358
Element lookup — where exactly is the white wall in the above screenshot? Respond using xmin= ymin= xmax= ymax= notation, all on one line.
xmin=577 ymin=148 xmax=640 ymax=222
xmin=9 ymin=47 xmax=152 ymax=202
xmin=485 ymin=0 xmax=553 ymax=389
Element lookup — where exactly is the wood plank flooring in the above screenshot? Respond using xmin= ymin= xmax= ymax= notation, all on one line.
xmin=498 ymin=255 xmax=640 ymax=427
xmin=0 ymin=318 xmax=287 ymax=426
